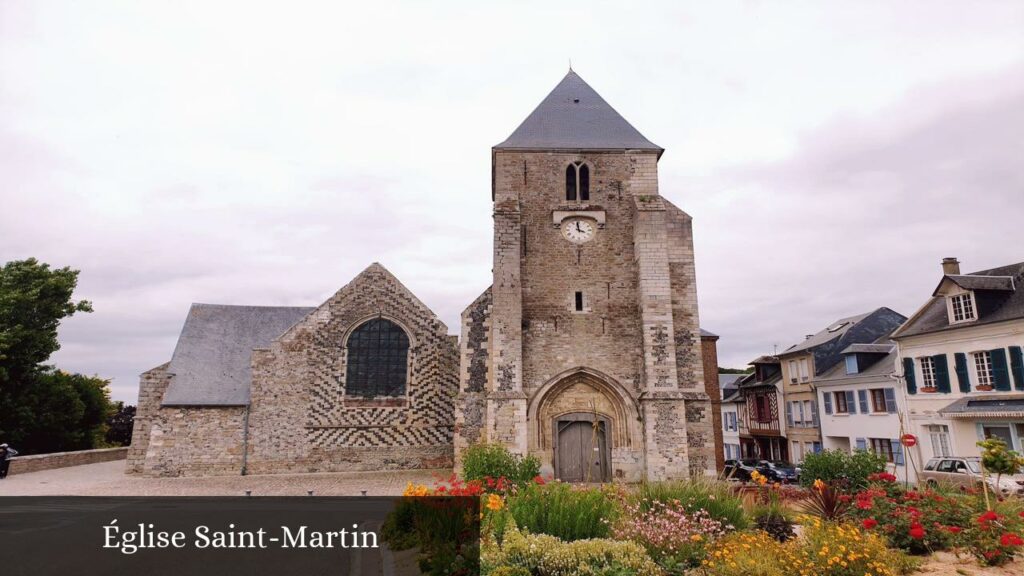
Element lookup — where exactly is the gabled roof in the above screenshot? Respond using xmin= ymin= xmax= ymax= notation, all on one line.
xmin=778 ymin=307 xmax=907 ymax=376
xmin=932 ymin=274 xmax=1016 ymax=296
xmin=494 ymin=70 xmax=662 ymax=155
xmin=895 ymin=261 xmax=1024 ymax=339
xmin=161 ymin=304 xmax=314 ymax=406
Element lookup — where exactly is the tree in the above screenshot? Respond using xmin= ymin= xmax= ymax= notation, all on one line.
xmin=106 ymin=402 xmax=136 ymax=446
xmin=977 ymin=436 xmax=1024 ymax=508
xmin=0 ymin=258 xmax=111 ymax=454
xmin=719 ymin=367 xmax=754 ymax=374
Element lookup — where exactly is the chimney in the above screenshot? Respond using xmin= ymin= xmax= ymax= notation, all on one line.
xmin=942 ymin=257 xmax=960 ymax=275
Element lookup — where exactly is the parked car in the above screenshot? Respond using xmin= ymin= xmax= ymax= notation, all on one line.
xmin=756 ymin=460 xmax=800 ymax=484
xmin=919 ymin=457 xmax=1024 ymax=496
xmin=723 ymin=459 xmax=758 ymax=481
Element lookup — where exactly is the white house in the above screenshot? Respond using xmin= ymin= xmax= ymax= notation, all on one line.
xmin=892 ymin=258 xmax=1024 ymax=483
xmin=720 ymin=374 xmax=744 ymax=461
xmin=815 ymin=342 xmax=911 ymax=480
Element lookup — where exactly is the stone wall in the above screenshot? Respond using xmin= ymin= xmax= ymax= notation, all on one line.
xmin=128 ymin=363 xmax=247 ymax=477
xmin=245 ymin=263 xmax=459 ymax=474
xmin=8 ymin=447 xmax=128 ymax=476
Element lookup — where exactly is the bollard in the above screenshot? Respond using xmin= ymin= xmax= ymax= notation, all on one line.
xmin=361 ymin=489 xmax=367 ymax=496
xmin=307 ymin=490 xmax=314 ymax=496
xmin=245 ymin=490 xmax=252 ymax=497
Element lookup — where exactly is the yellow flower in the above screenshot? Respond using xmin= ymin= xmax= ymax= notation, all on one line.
xmin=485 ymin=493 xmax=504 ymax=511
xmin=690 ymin=534 xmax=703 ymax=542
xmin=813 ymin=478 xmax=826 ymax=492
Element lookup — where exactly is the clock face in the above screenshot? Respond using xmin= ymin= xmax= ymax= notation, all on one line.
xmin=561 ymin=218 xmax=596 ymax=244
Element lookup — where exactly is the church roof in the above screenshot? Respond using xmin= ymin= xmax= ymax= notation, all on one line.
xmin=161 ymin=304 xmax=314 ymax=406
xmin=494 ymin=70 xmax=662 ymax=154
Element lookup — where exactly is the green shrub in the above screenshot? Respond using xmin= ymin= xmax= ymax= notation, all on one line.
xmin=632 ymin=477 xmax=748 ymax=530
xmin=798 ymin=449 xmax=886 ymax=490
xmin=482 ymin=522 xmax=661 ymax=576
xmin=462 ymin=443 xmax=541 ymax=487
xmin=505 ymin=482 xmax=620 ymax=541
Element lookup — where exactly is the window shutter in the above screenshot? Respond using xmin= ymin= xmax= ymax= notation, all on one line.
xmin=855 ymin=437 xmax=866 ymax=451
xmin=810 ymin=401 xmax=819 ymax=426
xmin=1006 ymin=346 xmax=1024 ymax=391
xmin=857 ymin=390 xmax=869 ymax=413
xmin=884 ymin=388 xmax=897 ymax=413
xmin=933 ymin=354 xmax=951 ymax=393
xmin=991 ymin=348 xmax=1011 ymax=391
xmin=845 ymin=390 xmax=857 ymax=414
xmin=823 ymin=392 xmax=833 ymax=415
xmin=892 ymin=439 xmax=905 ymax=466
xmin=954 ymin=352 xmax=971 ymax=393
xmin=903 ymin=358 xmax=917 ymax=395
xmin=786 ymin=402 xmax=794 ymax=427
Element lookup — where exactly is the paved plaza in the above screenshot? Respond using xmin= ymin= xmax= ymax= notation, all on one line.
xmin=0 ymin=460 xmax=445 ymax=496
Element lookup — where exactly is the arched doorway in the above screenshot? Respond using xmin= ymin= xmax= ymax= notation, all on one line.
xmin=529 ymin=367 xmax=642 ymax=482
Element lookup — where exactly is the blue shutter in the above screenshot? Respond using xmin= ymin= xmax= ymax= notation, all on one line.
xmin=823 ymin=392 xmax=833 ymax=415
xmin=892 ymin=439 xmax=904 ymax=466
xmin=846 ymin=390 xmax=857 ymax=414
xmin=858 ymin=390 xmax=869 ymax=413
xmin=786 ymin=402 xmax=794 ymax=427
xmin=1009 ymin=346 xmax=1024 ymax=390
xmin=991 ymin=348 xmax=1012 ymax=391
xmin=884 ymin=388 xmax=897 ymax=413
xmin=954 ymin=352 xmax=971 ymax=393
xmin=855 ymin=437 xmax=867 ymax=451
xmin=933 ymin=354 xmax=951 ymax=393
xmin=903 ymin=358 xmax=917 ymax=394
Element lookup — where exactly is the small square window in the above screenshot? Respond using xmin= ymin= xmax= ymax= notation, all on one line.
xmin=949 ymin=293 xmax=977 ymax=323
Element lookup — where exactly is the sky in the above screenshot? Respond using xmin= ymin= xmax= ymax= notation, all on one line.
xmin=2 ymin=1 xmax=1023 ymax=403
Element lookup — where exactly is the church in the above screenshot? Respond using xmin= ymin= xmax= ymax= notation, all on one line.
xmin=127 ymin=71 xmax=722 ymax=481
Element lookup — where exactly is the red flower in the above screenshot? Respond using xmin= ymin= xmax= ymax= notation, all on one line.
xmin=1019 ymin=510 xmax=1024 ymax=519
xmin=862 ymin=518 xmax=878 ymax=529
xmin=856 ymin=499 xmax=873 ymax=510
xmin=838 ymin=495 xmax=852 ymax=502
xmin=909 ymin=522 xmax=926 ymax=540
xmin=946 ymin=526 xmax=963 ymax=534
xmin=533 ymin=475 xmax=546 ymax=485
xmin=485 ymin=476 xmax=495 ymax=488
xmin=978 ymin=510 xmax=1000 ymax=524
xmin=1000 ymin=533 xmax=1024 ymax=547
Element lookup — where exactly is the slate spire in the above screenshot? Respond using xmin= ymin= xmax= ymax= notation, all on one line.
xmin=495 ymin=70 xmax=662 ymax=154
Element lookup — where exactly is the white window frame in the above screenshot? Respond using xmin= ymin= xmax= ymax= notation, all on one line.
xmin=927 ymin=425 xmax=951 ymax=457
xmin=919 ymin=356 xmax=936 ymax=389
xmin=972 ymin=350 xmax=993 ymax=389
xmin=947 ymin=292 xmax=977 ymax=324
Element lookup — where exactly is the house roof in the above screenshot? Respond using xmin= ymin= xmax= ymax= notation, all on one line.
xmin=700 ymin=328 xmax=718 ymax=338
xmin=161 ymin=304 xmax=314 ymax=406
xmin=896 ymin=261 xmax=1024 ymax=339
xmin=719 ymin=374 xmax=744 ymax=388
xmin=815 ymin=349 xmax=898 ymax=387
xmin=933 ymin=274 xmax=1016 ymax=296
xmin=937 ymin=394 xmax=1024 ymax=418
xmin=840 ymin=343 xmax=894 ymax=355
xmin=494 ymin=70 xmax=662 ymax=154
xmin=778 ymin=307 xmax=907 ymax=376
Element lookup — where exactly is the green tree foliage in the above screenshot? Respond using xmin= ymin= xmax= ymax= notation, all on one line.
xmin=0 ymin=258 xmax=113 ymax=454
xmin=798 ymin=449 xmax=887 ymax=491
xmin=461 ymin=443 xmax=541 ymax=487
xmin=977 ymin=437 xmax=1024 ymax=484
xmin=105 ymin=402 xmax=136 ymax=446
xmin=718 ymin=367 xmax=753 ymax=374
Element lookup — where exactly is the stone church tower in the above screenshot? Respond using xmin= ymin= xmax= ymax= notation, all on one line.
xmin=455 ymin=71 xmax=715 ymax=481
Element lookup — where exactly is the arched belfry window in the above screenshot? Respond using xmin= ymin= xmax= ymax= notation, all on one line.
xmin=565 ymin=162 xmax=590 ymax=202
xmin=345 ymin=318 xmax=409 ymax=397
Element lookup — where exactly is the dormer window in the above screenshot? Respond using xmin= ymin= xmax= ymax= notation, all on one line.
xmin=565 ymin=162 xmax=590 ymax=202
xmin=948 ymin=292 xmax=977 ymax=324
xmin=845 ymin=355 xmax=859 ymax=375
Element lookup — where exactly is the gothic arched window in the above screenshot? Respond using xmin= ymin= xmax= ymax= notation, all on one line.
xmin=565 ymin=162 xmax=590 ymax=201
xmin=345 ymin=318 xmax=409 ymax=397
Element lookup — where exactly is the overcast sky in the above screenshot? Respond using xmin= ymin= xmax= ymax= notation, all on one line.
xmin=2 ymin=1 xmax=1023 ymax=403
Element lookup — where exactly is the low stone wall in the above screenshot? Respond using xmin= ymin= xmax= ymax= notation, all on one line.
xmin=8 ymin=447 xmax=128 ymax=475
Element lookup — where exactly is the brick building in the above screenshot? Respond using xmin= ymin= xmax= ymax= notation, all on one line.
xmin=128 ymin=71 xmax=719 ymax=480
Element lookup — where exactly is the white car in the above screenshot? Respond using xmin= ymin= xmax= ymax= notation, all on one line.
xmin=920 ymin=457 xmax=1024 ymax=496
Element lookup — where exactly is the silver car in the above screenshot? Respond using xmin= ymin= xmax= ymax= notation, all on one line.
xmin=919 ymin=457 xmax=1024 ymax=496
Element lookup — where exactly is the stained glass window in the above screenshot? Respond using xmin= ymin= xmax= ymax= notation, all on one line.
xmin=345 ymin=318 xmax=409 ymax=397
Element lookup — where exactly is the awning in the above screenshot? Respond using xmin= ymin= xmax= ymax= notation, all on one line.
xmin=938 ymin=394 xmax=1024 ymax=419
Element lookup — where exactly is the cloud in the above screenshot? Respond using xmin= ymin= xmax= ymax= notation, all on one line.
xmin=690 ymin=65 xmax=1024 ymax=368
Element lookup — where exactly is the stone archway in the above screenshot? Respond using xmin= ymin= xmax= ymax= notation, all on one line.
xmin=529 ymin=368 xmax=643 ymax=481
